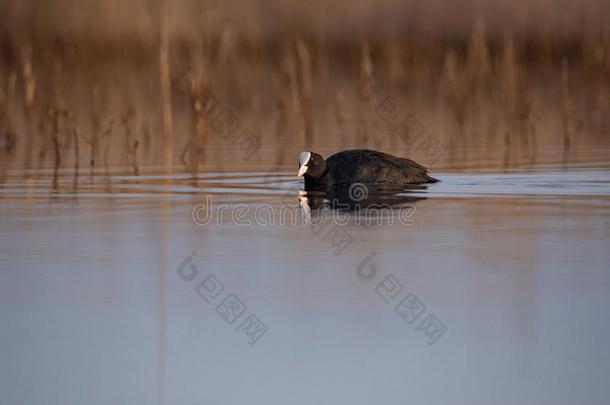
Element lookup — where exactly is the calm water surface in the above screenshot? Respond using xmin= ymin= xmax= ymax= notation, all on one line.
xmin=1 ymin=164 xmax=610 ymax=404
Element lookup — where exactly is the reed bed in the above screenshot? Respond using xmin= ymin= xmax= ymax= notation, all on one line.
xmin=0 ymin=0 xmax=608 ymax=182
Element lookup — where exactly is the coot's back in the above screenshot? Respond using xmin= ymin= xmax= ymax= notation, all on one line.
xmin=325 ymin=149 xmax=438 ymax=185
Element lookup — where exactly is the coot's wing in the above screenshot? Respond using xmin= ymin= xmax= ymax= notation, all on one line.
xmin=393 ymin=156 xmax=439 ymax=183
xmin=325 ymin=150 xmax=384 ymax=184
xmin=326 ymin=149 xmax=437 ymax=184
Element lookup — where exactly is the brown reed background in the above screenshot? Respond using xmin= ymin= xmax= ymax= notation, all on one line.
xmin=0 ymin=0 xmax=609 ymax=178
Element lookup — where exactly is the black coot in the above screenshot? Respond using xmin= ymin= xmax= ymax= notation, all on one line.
xmin=297 ymin=149 xmax=438 ymax=190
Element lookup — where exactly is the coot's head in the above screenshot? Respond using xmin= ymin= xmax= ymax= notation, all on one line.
xmin=297 ymin=151 xmax=326 ymax=180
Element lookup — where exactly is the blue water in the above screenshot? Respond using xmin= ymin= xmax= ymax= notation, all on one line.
xmin=1 ymin=167 xmax=610 ymax=404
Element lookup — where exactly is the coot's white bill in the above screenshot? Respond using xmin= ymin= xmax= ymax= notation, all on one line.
xmin=298 ymin=151 xmax=311 ymax=177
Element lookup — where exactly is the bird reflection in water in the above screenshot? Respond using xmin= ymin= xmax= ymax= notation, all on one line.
xmin=297 ymin=184 xmax=428 ymax=224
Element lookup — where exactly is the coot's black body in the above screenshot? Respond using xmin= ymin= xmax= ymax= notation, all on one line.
xmin=298 ymin=149 xmax=438 ymax=190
